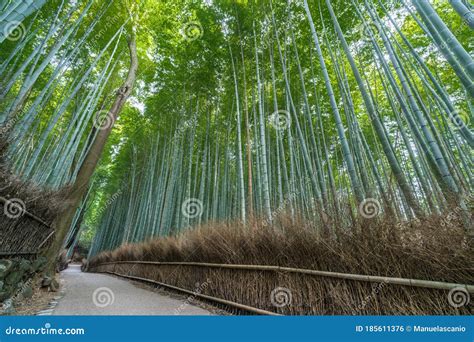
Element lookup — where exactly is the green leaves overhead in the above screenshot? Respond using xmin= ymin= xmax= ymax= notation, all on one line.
xmin=1 ymin=0 xmax=472 ymax=252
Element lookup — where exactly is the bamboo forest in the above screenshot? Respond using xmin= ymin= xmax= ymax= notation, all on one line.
xmin=0 ymin=0 xmax=472 ymax=317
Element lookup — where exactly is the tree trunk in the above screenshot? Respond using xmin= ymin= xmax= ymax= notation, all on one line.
xmin=45 ymin=34 xmax=138 ymax=273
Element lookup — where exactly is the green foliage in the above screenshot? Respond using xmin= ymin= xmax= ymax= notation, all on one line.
xmin=1 ymin=0 xmax=471 ymax=250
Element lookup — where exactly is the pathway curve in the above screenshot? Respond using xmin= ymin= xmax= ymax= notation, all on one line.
xmin=52 ymin=264 xmax=212 ymax=315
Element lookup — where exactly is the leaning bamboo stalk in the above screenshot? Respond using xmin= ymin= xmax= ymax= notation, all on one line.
xmin=45 ymin=33 xmax=138 ymax=273
xmin=449 ymin=0 xmax=474 ymax=29
xmin=412 ymin=0 xmax=474 ymax=79
xmin=94 ymin=261 xmax=474 ymax=293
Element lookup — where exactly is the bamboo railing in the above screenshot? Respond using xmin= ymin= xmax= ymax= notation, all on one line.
xmin=94 ymin=260 xmax=474 ymax=293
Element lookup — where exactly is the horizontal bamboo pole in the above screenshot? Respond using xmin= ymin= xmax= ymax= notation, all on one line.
xmin=95 ymin=261 xmax=474 ymax=293
xmin=103 ymin=271 xmax=280 ymax=316
xmin=0 ymin=197 xmax=51 ymax=228
xmin=0 ymin=251 xmax=37 ymax=256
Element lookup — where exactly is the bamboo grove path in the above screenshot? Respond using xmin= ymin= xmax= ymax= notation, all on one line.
xmin=51 ymin=265 xmax=212 ymax=315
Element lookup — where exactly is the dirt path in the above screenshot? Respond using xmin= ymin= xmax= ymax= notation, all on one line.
xmin=52 ymin=264 xmax=212 ymax=315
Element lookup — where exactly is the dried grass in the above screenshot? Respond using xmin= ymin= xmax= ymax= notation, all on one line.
xmin=89 ymin=213 xmax=474 ymax=315
xmin=0 ymin=163 xmax=68 ymax=254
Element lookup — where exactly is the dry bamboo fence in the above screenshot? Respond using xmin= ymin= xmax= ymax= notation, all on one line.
xmin=0 ymin=197 xmax=55 ymax=257
xmin=90 ymin=261 xmax=474 ymax=315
